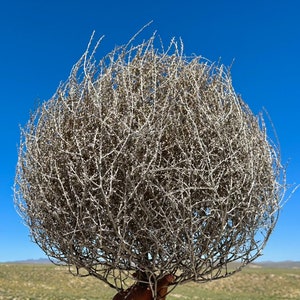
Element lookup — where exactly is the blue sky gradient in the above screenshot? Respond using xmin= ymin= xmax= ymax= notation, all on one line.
xmin=0 ymin=0 xmax=299 ymax=262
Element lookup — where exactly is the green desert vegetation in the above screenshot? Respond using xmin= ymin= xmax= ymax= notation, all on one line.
xmin=1 ymin=263 xmax=300 ymax=300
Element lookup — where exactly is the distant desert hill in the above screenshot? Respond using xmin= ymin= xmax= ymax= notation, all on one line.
xmin=4 ymin=259 xmax=300 ymax=269
xmin=5 ymin=258 xmax=51 ymax=264
xmin=253 ymin=261 xmax=300 ymax=269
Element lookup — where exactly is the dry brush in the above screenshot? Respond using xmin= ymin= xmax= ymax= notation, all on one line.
xmin=14 ymin=32 xmax=285 ymax=297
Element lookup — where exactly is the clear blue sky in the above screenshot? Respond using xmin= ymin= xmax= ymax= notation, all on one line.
xmin=0 ymin=0 xmax=299 ymax=263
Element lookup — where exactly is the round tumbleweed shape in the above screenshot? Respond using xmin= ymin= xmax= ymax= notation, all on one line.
xmin=15 ymin=35 xmax=284 ymax=290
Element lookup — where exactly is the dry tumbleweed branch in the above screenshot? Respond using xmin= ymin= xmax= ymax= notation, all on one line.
xmin=14 ymin=32 xmax=285 ymax=297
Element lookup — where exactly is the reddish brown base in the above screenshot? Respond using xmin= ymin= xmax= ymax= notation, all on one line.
xmin=112 ymin=274 xmax=175 ymax=300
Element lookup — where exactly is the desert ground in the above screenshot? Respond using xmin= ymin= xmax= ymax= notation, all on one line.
xmin=0 ymin=263 xmax=300 ymax=299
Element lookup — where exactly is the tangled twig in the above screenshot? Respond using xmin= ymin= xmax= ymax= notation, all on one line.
xmin=14 ymin=32 xmax=285 ymax=294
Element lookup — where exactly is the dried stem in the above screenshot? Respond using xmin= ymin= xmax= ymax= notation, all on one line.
xmin=14 ymin=32 xmax=285 ymax=295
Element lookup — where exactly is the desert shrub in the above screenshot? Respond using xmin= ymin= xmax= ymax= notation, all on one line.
xmin=14 ymin=32 xmax=284 ymax=293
